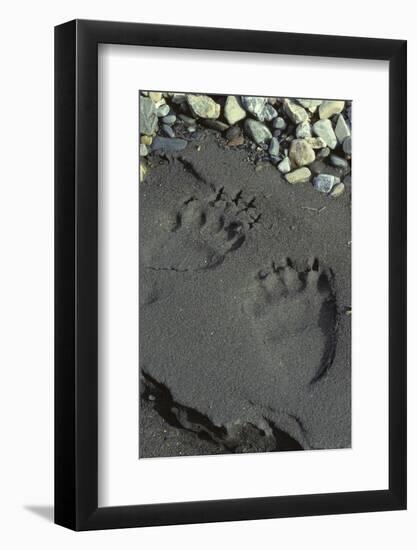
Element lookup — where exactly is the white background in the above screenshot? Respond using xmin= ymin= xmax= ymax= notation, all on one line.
xmin=99 ymin=45 xmax=389 ymax=506
xmin=0 ymin=0 xmax=415 ymax=548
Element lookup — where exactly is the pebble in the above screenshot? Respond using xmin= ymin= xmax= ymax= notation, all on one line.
xmin=313 ymin=174 xmax=336 ymax=193
xmin=263 ymin=103 xmax=278 ymax=121
xmin=179 ymin=114 xmax=196 ymax=126
xmin=289 ymin=139 xmax=315 ymax=167
xmin=343 ymin=136 xmax=352 ymax=155
xmin=316 ymin=147 xmax=330 ymax=159
xmin=172 ymin=93 xmax=187 ymax=104
xmin=244 ymin=119 xmax=272 ymax=144
xmin=139 ymin=143 xmax=148 ymax=156
xmin=162 ymin=124 xmax=175 ymax=138
xmin=277 ymin=157 xmax=291 ymax=174
xmin=283 ymin=99 xmax=308 ymax=124
xmin=140 ymin=135 xmax=153 ymax=146
xmin=268 ymin=137 xmax=280 ymax=157
xmin=285 ymin=167 xmax=311 ymax=184
xmin=228 ymin=135 xmax=244 ymax=147
xmin=295 ymin=121 xmax=312 ymax=139
xmin=330 ymin=182 xmax=345 ymax=198
xmin=139 ymin=161 xmax=147 ymax=181
xmin=225 ymin=125 xmax=241 ymax=140
xmin=156 ymin=104 xmax=170 ymax=117
xmin=273 ymin=117 xmax=287 ymax=130
xmin=161 ymin=114 xmax=176 ymax=125
xmin=296 ymin=99 xmax=322 ymax=113
xmin=151 ymin=136 xmax=187 ymax=153
xmin=187 ymin=94 xmax=220 ymax=119
xmin=241 ymin=96 xmax=268 ymax=121
xmin=202 ymin=119 xmax=229 ymax=132
xmin=149 ymin=92 xmax=162 ymax=103
xmin=140 ymin=97 xmax=158 ymax=135
xmin=335 ymin=114 xmax=350 ymax=144
xmin=224 ymin=95 xmax=246 ymax=125
xmin=313 ymin=119 xmax=337 ymax=149
xmin=305 ymin=137 xmax=327 ymax=149
xmin=319 ymin=100 xmax=345 ymax=120
xmin=329 ymin=154 xmax=348 ymax=169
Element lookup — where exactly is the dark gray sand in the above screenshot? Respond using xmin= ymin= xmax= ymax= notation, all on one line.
xmin=140 ymin=134 xmax=351 ymax=457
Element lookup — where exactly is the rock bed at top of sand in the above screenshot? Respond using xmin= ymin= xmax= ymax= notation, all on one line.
xmin=139 ymin=92 xmax=352 ymax=197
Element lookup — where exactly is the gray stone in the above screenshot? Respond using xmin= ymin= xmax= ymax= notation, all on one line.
xmin=244 ymin=119 xmax=272 ymax=144
xmin=296 ymin=99 xmax=322 ymax=113
xmin=330 ymin=182 xmax=345 ymax=198
xmin=289 ymin=139 xmax=315 ymax=167
xmin=161 ymin=114 xmax=176 ymax=125
xmin=202 ymin=119 xmax=229 ymax=132
xmin=224 ymin=96 xmax=246 ymax=125
xmin=285 ymin=167 xmax=311 ymax=184
xmin=156 ymin=104 xmax=170 ymax=117
xmin=179 ymin=114 xmax=196 ymax=126
xmin=140 ymin=97 xmax=158 ymax=135
xmin=241 ymin=96 xmax=268 ymax=120
xmin=313 ymin=174 xmax=336 ymax=193
xmin=319 ymin=100 xmax=345 ymax=120
xmin=317 ymin=147 xmax=331 ymax=159
xmin=343 ymin=136 xmax=352 ymax=155
xmin=162 ymin=124 xmax=175 ymax=138
xmin=277 ymin=157 xmax=291 ymax=174
xmin=313 ymin=119 xmax=337 ymax=149
xmin=268 ymin=137 xmax=280 ymax=157
xmin=295 ymin=121 xmax=312 ymax=139
xmin=283 ymin=99 xmax=308 ymax=124
xmin=335 ymin=115 xmax=350 ymax=144
xmin=273 ymin=117 xmax=287 ymax=130
xmin=329 ymin=154 xmax=349 ymax=169
xmin=171 ymin=93 xmax=187 ymax=104
xmin=151 ymin=136 xmax=188 ymax=153
xmin=139 ymin=143 xmax=148 ymax=157
xmin=226 ymin=125 xmax=241 ymax=140
xmin=263 ymin=103 xmax=278 ymax=121
xmin=187 ymin=94 xmax=220 ymax=119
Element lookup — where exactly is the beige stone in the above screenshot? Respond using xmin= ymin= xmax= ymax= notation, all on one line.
xmin=285 ymin=167 xmax=311 ymax=184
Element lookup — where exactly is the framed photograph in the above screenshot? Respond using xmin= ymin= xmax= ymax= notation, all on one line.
xmin=55 ymin=19 xmax=407 ymax=530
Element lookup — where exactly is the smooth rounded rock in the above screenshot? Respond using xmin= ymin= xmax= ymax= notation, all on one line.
xmin=330 ymin=182 xmax=345 ymax=198
xmin=151 ymin=136 xmax=188 ymax=153
xmin=268 ymin=137 xmax=280 ymax=157
xmin=140 ymin=97 xmax=158 ymax=135
xmin=296 ymin=121 xmax=312 ymax=139
xmin=156 ymin=104 xmax=170 ymax=117
xmin=244 ymin=119 xmax=272 ymax=144
xmin=161 ymin=124 xmax=175 ymax=138
xmin=202 ymin=119 xmax=229 ymax=132
xmin=313 ymin=174 xmax=336 ymax=193
xmin=186 ymin=94 xmax=220 ymax=119
xmin=277 ymin=157 xmax=291 ymax=174
xmin=335 ymin=114 xmax=351 ymax=144
xmin=285 ymin=167 xmax=311 ymax=184
xmin=343 ymin=136 xmax=352 ymax=155
xmin=225 ymin=125 xmax=241 ymax=140
xmin=313 ymin=119 xmax=337 ymax=149
xmin=289 ymin=139 xmax=315 ymax=167
xmin=161 ymin=114 xmax=176 ymax=125
xmin=329 ymin=154 xmax=349 ymax=169
xmin=224 ymin=95 xmax=246 ymax=125
xmin=319 ymin=100 xmax=345 ymax=119
xmin=273 ymin=117 xmax=287 ymax=130
xmin=283 ymin=99 xmax=308 ymax=124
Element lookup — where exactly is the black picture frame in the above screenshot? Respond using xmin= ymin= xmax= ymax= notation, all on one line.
xmin=55 ymin=19 xmax=407 ymax=531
